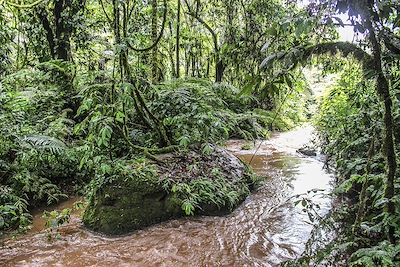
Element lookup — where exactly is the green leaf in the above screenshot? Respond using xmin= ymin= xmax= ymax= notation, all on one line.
xmin=98 ymin=125 xmax=113 ymax=147
xmin=115 ymin=111 xmax=125 ymax=123
xmin=239 ymin=81 xmax=256 ymax=96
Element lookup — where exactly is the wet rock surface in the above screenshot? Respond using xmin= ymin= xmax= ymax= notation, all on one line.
xmin=83 ymin=147 xmax=254 ymax=235
xmin=297 ymin=146 xmax=317 ymax=156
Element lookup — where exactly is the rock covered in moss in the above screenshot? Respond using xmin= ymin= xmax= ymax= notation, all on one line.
xmin=83 ymin=147 xmax=255 ymax=235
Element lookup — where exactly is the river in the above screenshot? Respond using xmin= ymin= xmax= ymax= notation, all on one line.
xmin=0 ymin=124 xmax=333 ymax=267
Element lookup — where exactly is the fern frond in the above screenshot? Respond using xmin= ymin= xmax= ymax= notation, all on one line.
xmin=37 ymin=60 xmax=74 ymax=78
xmin=21 ymin=135 xmax=67 ymax=155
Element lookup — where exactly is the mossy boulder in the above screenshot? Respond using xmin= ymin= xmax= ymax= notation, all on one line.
xmin=83 ymin=147 xmax=255 ymax=235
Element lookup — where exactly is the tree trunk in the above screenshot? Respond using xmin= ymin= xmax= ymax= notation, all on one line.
xmin=54 ymin=0 xmax=71 ymax=61
xmin=175 ymin=0 xmax=181 ymax=78
xmin=184 ymin=0 xmax=221 ymax=81
xmin=215 ymin=58 xmax=225 ymax=83
xmin=185 ymin=49 xmax=189 ymax=77
xmin=206 ymin=54 xmax=210 ymax=77
xmin=364 ymin=7 xmax=397 ymax=244
xmin=151 ymin=0 xmax=159 ymax=82
xmin=191 ymin=52 xmax=195 ymax=77
xmin=36 ymin=7 xmax=56 ymax=59
xmin=168 ymin=21 xmax=176 ymax=77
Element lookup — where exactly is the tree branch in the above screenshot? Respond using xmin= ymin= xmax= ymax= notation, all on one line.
xmin=183 ymin=0 xmax=218 ymax=52
xmin=126 ymin=0 xmax=167 ymax=52
xmin=303 ymin=42 xmax=373 ymax=68
xmin=261 ymin=41 xmax=373 ymax=73
xmin=99 ymin=0 xmax=112 ymax=24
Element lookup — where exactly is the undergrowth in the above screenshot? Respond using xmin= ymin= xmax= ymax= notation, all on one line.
xmin=1 ymin=62 xmax=306 ymax=234
xmin=150 ymin=78 xmax=304 ymax=145
xmin=0 ymin=62 xmax=82 ymax=234
xmin=281 ymin=62 xmax=400 ymax=266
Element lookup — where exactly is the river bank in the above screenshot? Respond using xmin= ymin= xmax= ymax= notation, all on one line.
xmin=0 ymin=125 xmax=333 ymax=267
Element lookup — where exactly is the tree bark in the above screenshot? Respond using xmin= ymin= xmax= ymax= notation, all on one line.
xmin=151 ymin=0 xmax=159 ymax=82
xmin=364 ymin=5 xmax=397 ymax=244
xmin=36 ymin=7 xmax=56 ymax=59
xmin=175 ymin=0 xmax=181 ymax=78
xmin=215 ymin=59 xmax=225 ymax=83
xmin=54 ymin=0 xmax=71 ymax=61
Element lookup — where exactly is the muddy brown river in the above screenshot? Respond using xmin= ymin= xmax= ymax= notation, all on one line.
xmin=0 ymin=125 xmax=333 ymax=267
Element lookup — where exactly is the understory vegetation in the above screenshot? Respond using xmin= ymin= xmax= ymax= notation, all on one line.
xmin=0 ymin=65 xmax=304 ymax=233
xmin=282 ymin=62 xmax=400 ymax=266
xmin=1 ymin=0 xmax=400 ymax=266
xmin=0 ymin=0 xmax=310 ymax=234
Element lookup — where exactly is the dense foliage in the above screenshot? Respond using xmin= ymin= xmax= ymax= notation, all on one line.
xmin=282 ymin=61 xmax=400 ymax=266
xmin=0 ymin=0 xmax=313 ymax=235
xmin=0 ymin=0 xmax=400 ymax=266
xmin=262 ymin=0 xmax=400 ymax=265
xmin=0 ymin=62 xmax=81 ymax=230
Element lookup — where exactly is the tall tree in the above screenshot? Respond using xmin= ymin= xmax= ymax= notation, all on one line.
xmin=262 ymin=0 xmax=400 ymax=243
xmin=151 ymin=0 xmax=159 ymax=81
xmin=184 ymin=0 xmax=223 ymax=82
xmin=35 ymin=0 xmax=86 ymax=61
xmin=176 ymin=0 xmax=181 ymax=78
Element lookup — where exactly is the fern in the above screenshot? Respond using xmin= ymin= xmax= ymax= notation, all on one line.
xmin=20 ymin=135 xmax=67 ymax=155
xmin=150 ymin=79 xmax=276 ymax=145
xmin=0 ymin=63 xmax=79 ymax=232
xmin=0 ymin=186 xmax=32 ymax=230
xmin=13 ymin=171 xmax=67 ymax=205
xmin=37 ymin=60 xmax=74 ymax=79
xmin=349 ymin=242 xmax=400 ymax=267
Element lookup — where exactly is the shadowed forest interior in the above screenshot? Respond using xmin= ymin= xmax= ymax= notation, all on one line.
xmin=1 ymin=0 xmax=400 ymax=266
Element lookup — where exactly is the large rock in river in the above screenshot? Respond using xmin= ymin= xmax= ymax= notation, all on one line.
xmin=83 ymin=147 xmax=255 ymax=235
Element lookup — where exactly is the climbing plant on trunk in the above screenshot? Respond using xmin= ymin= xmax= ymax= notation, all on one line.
xmin=35 ymin=0 xmax=86 ymax=61
xmin=111 ymin=0 xmax=170 ymax=147
xmin=261 ymin=0 xmax=400 ymax=245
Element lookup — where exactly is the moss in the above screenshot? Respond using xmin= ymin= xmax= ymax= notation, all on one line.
xmin=83 ymin=148 xmax=255 ymax=235
xmin=83 ymin=167 xmax=183 ymax=235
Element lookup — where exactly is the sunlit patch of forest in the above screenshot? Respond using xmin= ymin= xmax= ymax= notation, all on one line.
xmin=0 ymin=0 xmax=400 ymax=266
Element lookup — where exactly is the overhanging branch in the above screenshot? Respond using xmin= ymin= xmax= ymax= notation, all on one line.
xmin=303 ymin=42 xmax=373 ymax=68
xmin=262 ymin=41 xmax=373 ymax=73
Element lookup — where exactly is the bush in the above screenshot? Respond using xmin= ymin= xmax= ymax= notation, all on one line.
xmin=150 ymin=78 xmax=298 ymax=146
xmin=0 ymin=62 xmax=81 ymax=232
xmin=286 ymin=62 xmax=400 ymax=266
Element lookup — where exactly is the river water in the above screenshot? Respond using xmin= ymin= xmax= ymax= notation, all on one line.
xmin=0 ymin=125 xmax=333 ymax=267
